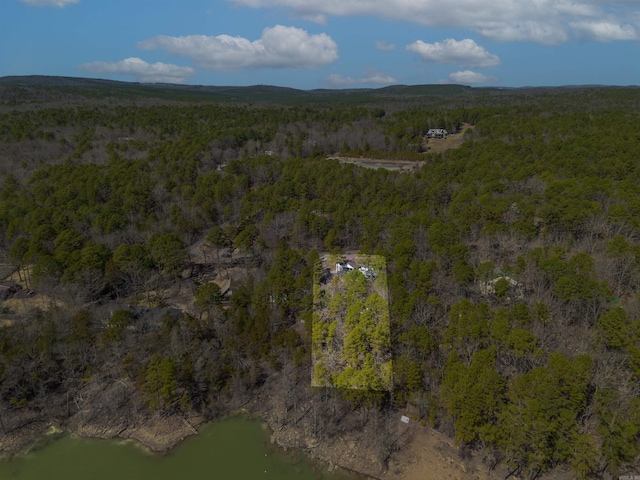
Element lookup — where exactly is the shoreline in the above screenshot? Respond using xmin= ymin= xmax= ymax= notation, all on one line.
xmin=0 ymin=412 xmax=205 ymax=459
xmin=0 ymin=381 xmax=509 ymax=480
xmin=0 ymin=409 xmax=381 ymax=478
xmin=0 ymin=410 xmax=507 ymax=480
xmin=0 ymin=412 xmax=375 ymax=479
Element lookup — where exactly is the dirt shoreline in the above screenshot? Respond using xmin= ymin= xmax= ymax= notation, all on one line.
xmin=0 ymin=407 xmax=501 ymax=480
xmin=0 ymin=372 xmax=509 ymax=480
xmin=0 ymin=412 xmax=205 ymax=458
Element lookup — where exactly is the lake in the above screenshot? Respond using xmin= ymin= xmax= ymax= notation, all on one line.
xmin=0 ymin=417 xmax=361 ymax=480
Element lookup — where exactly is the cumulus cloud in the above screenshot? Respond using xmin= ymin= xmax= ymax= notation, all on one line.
xmin=137 ymin=25 xmax=338 ymax=71
xmin=20 ymin=0 xmax=78 ymax=6
xmin=406 ymin=38 xmax=499 ymax=68
xmin=327 ymin=71 xmax=396 ymax=86
xmin=374 ymin=41 xmax=396 ymax=51
xmin=79 ymin=57 xmax=196 ymax=84
xmin=447 ymin=70 xmax=497 ymax=84
xmin=228 ymin=0 xmax=639 ymax=44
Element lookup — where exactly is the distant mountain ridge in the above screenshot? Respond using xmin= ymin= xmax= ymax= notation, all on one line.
xmin=0 ymin=75 xmax=633 ymax=105
xmin=0 ymin=75 xmax=481 ymax=104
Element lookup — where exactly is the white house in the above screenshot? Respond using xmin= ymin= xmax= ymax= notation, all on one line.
xmin=335 ymin=262 xmax=354 ymax=274
xmin=358 ymin=266 xmax=376 ymax=278
xmin=426 ymin=128 xmax=448 ymax=139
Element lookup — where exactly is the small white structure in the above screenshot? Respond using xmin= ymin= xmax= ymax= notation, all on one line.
xmin=359 ymin=266 xmax=376 ymax=278
xmin=335 ymin=262 xmax=354 ymax=274
xmin=426 ymin=128 xmax=448 ymax=139
xmin=400 ymin=415 xmax=410 ymax=424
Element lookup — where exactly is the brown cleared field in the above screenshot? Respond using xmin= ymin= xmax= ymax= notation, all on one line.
xmin=328 ymin=156 xmax=424 ymax=172
xmin=423 ymin=123 xmax=472 ymax=153
xmin=329 ymin=123 xmax=472 ymax=172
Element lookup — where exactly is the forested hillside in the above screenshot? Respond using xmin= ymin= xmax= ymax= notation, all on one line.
xmin=0 ymin=79 xmax=639 ymax=479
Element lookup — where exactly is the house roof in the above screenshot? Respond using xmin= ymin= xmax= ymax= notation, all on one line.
xmin=212 ymin=278 xmax=231 ymax=295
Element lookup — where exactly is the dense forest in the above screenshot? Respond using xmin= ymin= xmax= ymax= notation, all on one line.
xmin=0 ymin=77 xmax=639 ymax=479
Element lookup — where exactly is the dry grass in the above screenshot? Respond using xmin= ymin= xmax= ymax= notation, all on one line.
xmin=330 ymin=124 xmax=473 ymax=172
xmin=422 ymin=123 xmax=472 ymax=154
xmin=385 ymin=422 xmax=504 ymax=480
xmin=331 ymin=157 xmax=423 ymax=172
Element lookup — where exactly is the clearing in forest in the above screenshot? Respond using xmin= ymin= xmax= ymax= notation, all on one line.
xmin=312 ymin=253 xmax=392 ymax=390
xmin=330 ymin=123 xmax=473 ymax=171
xmin=421 ymin=122 xmax=472 ymax=154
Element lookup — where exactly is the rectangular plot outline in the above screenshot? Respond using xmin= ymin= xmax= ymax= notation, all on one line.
xmin=311 ymin=253 xmax=392 ymax=391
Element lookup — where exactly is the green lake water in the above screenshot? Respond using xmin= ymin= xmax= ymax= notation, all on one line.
xmin=0 ymin=418 xmax=360 ymax=480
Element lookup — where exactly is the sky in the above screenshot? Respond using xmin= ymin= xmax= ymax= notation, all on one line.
xmin=1 ymin=0 xmax=639 ymax=89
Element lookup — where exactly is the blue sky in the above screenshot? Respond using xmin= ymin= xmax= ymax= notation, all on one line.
xmin=1 ymin=0 xmax=639 ymax=89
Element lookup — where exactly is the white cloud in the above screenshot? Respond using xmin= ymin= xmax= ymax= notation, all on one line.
xmin=327 ymin=71 xmax=396 ymax=86
xmin=447 ymin=70 xmax=497 ymax=84
xmin=570 ymin=20 xmax=638 ymax=41
xmin=297 ymin=12 xmax=328 ymax=24
xmin=406 ymin=38 xmax=499 ymax=68
xmin=374 ymin=41 xmax=396 ymax=51
xmin=477 ymin=20 xmax=571 ymax=44
xmin=228 ymin=0 xmax=640 ymax=44
xmin=137 ymin=25 xmax=338 ymax=71
xmin=78 ymin=57 xmax=196 ymax=84
xmin=20 ymin=0 xmax=78 ymax=6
